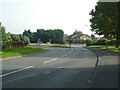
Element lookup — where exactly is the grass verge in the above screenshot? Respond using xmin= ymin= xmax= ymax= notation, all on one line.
xmin=30 ymin=43 xmax=71 ymax=48
xmin=0 ymin=47 xmax=46 ymax=59
xmin=49 ymin=44 xmax=70 ymax=48
xmin=89 ymin=45 xmax=120 ymax=53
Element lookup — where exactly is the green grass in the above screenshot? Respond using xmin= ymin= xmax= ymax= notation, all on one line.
xmin=0 ymin=47 xmax=46 ymax=59
xmin=90 ymin=45 xmax=120 ymax=53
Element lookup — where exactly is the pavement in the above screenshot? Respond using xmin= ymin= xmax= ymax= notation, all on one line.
xmin=85 ymin=47 xmax=119 ymax=88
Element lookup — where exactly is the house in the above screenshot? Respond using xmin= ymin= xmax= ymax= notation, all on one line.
xmin=69 ymin=34 xmax=92 ymax=40
xmin=68 ymin=34 xmax=92 ymax=44
xmin=79 ymin=34 xmax=92 ymax=40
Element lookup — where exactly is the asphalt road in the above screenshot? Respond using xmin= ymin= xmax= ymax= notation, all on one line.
xmin=1 ymin=45 xmax=97 ymax=88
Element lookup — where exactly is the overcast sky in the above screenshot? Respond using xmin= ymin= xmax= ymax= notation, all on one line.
xmin=0 ymin=0 xmax=99 ymax=35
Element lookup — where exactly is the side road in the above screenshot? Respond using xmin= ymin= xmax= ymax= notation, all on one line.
xmin=84 ymin=47 xmax=118 ymax=88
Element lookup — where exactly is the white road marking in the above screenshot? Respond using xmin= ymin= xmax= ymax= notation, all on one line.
xmin=61 ymin=54 xmax=68 ymax=58
xmin=0 ymin=66 xmax=34 ymax=77
xmin=43 ymin=58 xmax=58 ymax=64
xmin=68 ymin=51 xmax=71 ymax=54
xmin=61 ymin=48 xmax=73 ymax=58
xmin=64 ymin=54 xmax=68 ymax=56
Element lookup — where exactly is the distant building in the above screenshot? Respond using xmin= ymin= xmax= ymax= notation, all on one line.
xmin=69 ymin=34 xmax=92 ymax=40
xmin=68 ymin=34 xmax=92 ymax=44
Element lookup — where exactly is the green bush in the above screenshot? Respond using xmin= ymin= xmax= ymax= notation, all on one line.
xmin=0 ymin=22 xmax=30 ymax=49
xmin=107 ymin=39 xmax=116 ymax=45
xmin=0 ymin=25 xmax=11 ymax=49
xmin=92 ymin=38 xmax=107 ymax=45
xmin=10 ymin=34 xmax=30 ymax=47
xmin=92 ymin=38 xmax=116 ymax=46
xmin=86 ymin=39 xmax=92 ymax=46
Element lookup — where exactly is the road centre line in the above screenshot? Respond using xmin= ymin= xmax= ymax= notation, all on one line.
xmin=43 ymin=58 xmax=58 ymax=64
xmin=68 ymin=51 xmax=72 ymax=54
xmin=61 ymin=49 xmax=73 ymax=58
xmin=61 ymin=54 xmax=68 ymax=58
xmin=0 ymin=66 xmax=34 ymax=77
xmin=64 ymin=54 xmax=68 ymax=56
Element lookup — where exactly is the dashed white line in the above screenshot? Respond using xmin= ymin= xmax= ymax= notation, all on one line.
xmin=0 ymin=66 xmax=34 ymax=77
xmin=61 ymin=49 xmax=73 ymax=58
xmin=43 ymin=58 xmax=58 ymax=64
xmin=61 ymin=54 xmax=68 ymax=58
xmin=64 ymin=54 xmax=68 ymax=56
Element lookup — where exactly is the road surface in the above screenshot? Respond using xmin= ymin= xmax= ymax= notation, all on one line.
xmin=1 ymin=45 xmax=97 ymax=88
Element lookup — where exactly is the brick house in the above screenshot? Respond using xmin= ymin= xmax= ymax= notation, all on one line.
xmin=69 ymin=34 xmax=92 ymax=40
xmin=68 ymin=34 xmax=92 ymax=43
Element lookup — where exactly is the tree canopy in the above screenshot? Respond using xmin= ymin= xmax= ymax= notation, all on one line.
xmin=23 ymin=29 xmax=64 ymax=44
xmin=89 ymin=2 xmax=120 ymax=47
xmin=73 ymin=30 xmax=83 ymax=35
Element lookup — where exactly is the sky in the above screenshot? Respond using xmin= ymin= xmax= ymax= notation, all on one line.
xmin=0 ymin=0 xmax=99 ymax=36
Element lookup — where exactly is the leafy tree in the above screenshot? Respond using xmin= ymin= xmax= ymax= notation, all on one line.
xmin=73 ymin=30 xmax=83 ymax=35
xmin=23 ymin=29 xmax=34 ymax=43
xmin=24 ymin=29 xmax=64 ymax=44
xmin=91 ymin=34 xmax=95 ymax=40
xmin=89 ymin=2 xmax=119 ymax=47
xmin=0 ymin=23 xmax=10 ymax=49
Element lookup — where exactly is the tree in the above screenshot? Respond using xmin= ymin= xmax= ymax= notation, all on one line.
xmin=0 ymin=23 xmax=10 ymax=49
xmin=89 ymin=2 xmax=120 ymax=47
xmin=73 ymin=30 xmax=83 ymax=35
xmin=24 ymin=29 xmax=64 ymax=44
xmin=23 ymin=29 xmax=34 ymax=43
xmin=91 ymin=34 xmax=95 ymax=40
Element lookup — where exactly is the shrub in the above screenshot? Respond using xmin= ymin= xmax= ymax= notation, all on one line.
xmin=107 ymin=39 xmax=116 ymax=45
xmin=86 ymin=39 xmax=92 ymax=46
xmin=92 ymin=38 xmax=107 ymax=45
